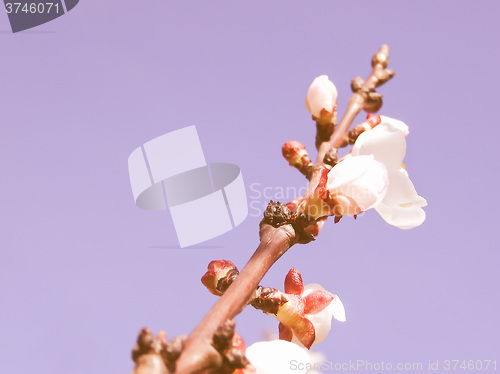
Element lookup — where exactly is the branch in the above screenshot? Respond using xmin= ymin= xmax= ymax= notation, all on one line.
xmin=174 ymin=223 xmax=296 ymax=374
xmin=131 ymin=328 xmax=185 ymax=374
xmin=132 ymin=44 xmax=396 ymax=374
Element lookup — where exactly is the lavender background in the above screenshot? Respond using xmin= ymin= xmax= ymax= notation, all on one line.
xmin=1 ymin=1 xmax=499 ymax=373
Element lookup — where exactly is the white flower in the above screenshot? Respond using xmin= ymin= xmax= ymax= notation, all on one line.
xmin=326 ymin=155 xmax=389 ymax=216
xmin=379 ymin=115 xmax=409 ymax=136
xmin=305 ymin=75 xmax=338 ymax=118
xmin=290 ymin=284 xmax=346 ymax=348
xmin=351 ymin=116 xmax=427 ymax=229
xmin=324 ymin=116 xmax=426 ymax=229
xmin=246 ymin=340 xmax=311 ymax=374
xmin=275 ymin=269 xmax=346 ymax=349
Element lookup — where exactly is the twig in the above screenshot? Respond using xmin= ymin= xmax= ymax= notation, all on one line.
xmin=174 ymin=224 xmax=296 ymax=374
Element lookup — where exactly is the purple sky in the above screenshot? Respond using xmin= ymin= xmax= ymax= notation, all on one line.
xmin=1 ymin=1 xmax=499 ymax=373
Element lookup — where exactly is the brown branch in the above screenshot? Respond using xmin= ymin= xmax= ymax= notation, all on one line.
xmin=174 ymin=223 xmax=296 ymax=374
xmin=314 ymin=118 xmax=337 ymax=150
xmin=328 ymin=44 xmax=394 ymax=149
xmin=131 ymin=328 xmax=186 ymax=374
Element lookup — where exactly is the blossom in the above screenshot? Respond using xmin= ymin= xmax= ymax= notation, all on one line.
xmin=274 ymin=268 xmax=345 ymax=349
xmin=298 ymin=156 xmax=388 ymax=220
xmin=305 ymin=75 xmax=338 ymax=120
xmin=351 ymin=116 xmax=427 ymax=229
xmin=246 ymin=340 xmax=310 ymax=374
xmin=290 ymin=283 xmax=346 ymax=348
xmin=306 ymin=116 xmax=426 ymax=229
xmin=326 ymin=155 xmax=389 ymax=216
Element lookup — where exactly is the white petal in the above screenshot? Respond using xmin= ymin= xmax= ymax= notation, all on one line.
xmin=306 ymin=75 xmax=338 ymax=117
xmin=379 ymin=115 xmax=410 ymax=136
xmin=327 ymin=155 xmax=389 ymax=213
xmin=305 ymin=309 xmax=332 ymax=345
xmin=326 ymin=295 xmax=346 ymax=323
xmin=297 ymin=284 xmax=331 ymax=346
xmin=375 ymin=202 xmax=426 ymax=229
xmin=298 ymin=284 xmax=345 ymax=346
xmin=352 ymin=123 xmax=406 ymax=170
xmin=375 ymin=169 xmax=427 ymax=229
xmin=246 ymin=340 xmax=310 ymax=374
xmin=383 ymin=169 xmax=427 ymax=208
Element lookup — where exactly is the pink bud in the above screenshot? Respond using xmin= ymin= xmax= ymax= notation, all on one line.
xmin=282 ymin=141 xmax=309 ymax=166
xmin=305 ymin=75 xmax=338 ymax=119
xmin=201 ymin=260 xmax=239 ymax=296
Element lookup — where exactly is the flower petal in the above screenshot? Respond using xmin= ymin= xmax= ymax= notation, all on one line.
xmin=303 ymin=290 xmax=334 ymax=315
xmin=325 ymin=295 xmax=346 ymax=322
xmin=327 ymin=155 xmax=389 ymax=214
xmin=304 ymin=284 xmax=346 ymax=322
xmin=292 ymin=309 xmax=331 ymax=346
xmin=374 ymin=169 xmax=427 ymax=229
xmin=297 ymin=284 xmax=344 ymax=345
xmin=279 ymin=322 xmax=293 ymax=342
xmin=289 ymin=317 xmax=316 ymax=349
xmin=382 ymin=169 xmax=427 ymax=207
xmin=375 ymin=202 xmax=426 ymax=229
xmin=352 ymin=123 xmax=406 ymax=170
xmin=379 ymin=115 xmax=410 ymax=136
xmin=246 ymin=340 xmax=310 ymax=374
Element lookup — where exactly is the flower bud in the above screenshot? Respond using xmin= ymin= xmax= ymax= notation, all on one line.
xmin=282 ymin=141 xmax=309 ymax=166
xmin=201 ymin=260 xmax=239 ymax=296
xmin=274 ymin=268 xmax=345 ymax=349
xmin=305 ymin=75 xmax=338 ymax=121
xmin=282 ymin=141 xmax=312 ymax=177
